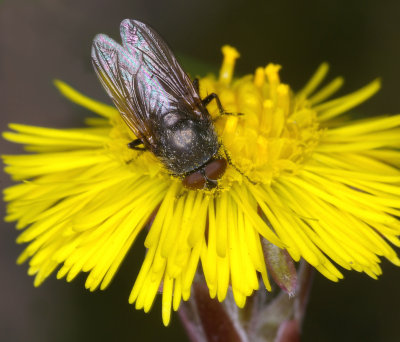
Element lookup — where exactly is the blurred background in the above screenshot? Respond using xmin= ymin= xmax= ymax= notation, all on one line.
xmin=1 ymin=0 xmax=400 ymax=341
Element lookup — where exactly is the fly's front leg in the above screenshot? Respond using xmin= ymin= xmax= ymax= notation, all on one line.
xmin=222 ymin=145 xmax=256 ymax=185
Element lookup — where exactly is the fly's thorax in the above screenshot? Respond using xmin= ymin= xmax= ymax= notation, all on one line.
xmin=155 ymin=115 xmax=219 ymax=175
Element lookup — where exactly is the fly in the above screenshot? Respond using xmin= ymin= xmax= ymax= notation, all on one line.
xmin=91 ymin=19 xmax=228 ymax=190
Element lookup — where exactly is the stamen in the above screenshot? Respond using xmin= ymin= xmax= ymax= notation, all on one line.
xmin=254 ymin=67 xmax=265 ymax=87
xmin=219 ymin=45 xmax=240 ymax=85
xmin=213 ymin=59 xmax=322 ymax=185
xmin=224 ymin=116 xmax=239 ymax=134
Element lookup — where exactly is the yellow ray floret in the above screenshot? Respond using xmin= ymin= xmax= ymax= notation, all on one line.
xmin=3 ymin=45 xmax=400 ymax=326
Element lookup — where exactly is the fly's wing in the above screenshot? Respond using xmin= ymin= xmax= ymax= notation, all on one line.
xmin=119 ymin=19 xmax=204 ymax=118
xmin=92 ymin=33 xmax=157 ymax=147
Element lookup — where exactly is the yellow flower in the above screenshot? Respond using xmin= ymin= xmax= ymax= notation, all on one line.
xmin=3 ymin=45 xmax=400 ymax=326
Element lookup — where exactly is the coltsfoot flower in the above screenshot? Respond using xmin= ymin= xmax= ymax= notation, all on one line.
xmin=3 ymin=45 xmax=400 ymax=326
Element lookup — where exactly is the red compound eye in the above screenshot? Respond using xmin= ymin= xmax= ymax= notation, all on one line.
xmin=204 ymin=158 xmax=227 ymax=181
xmin=182 ymin=171 xmax=206 ymax=190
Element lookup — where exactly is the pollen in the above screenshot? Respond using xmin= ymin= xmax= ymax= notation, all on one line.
xmin=202 ymin=45 xmax=321 ymax=185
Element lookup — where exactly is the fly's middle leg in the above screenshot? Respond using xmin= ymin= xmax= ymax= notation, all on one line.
xmin=128 ymin=139 xmax=146 ymax=150
xmin=202 ymin=93 xmax=244 ymax=119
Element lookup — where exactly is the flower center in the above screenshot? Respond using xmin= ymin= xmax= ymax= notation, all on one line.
xmin=107 ymin=46 xmax=323 ymax=190
xmin=201 ymin=46 xmax=322 ymax=186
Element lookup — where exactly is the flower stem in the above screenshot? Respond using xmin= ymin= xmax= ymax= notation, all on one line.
xmin=179 ymin=261 xmax=314 ymax=342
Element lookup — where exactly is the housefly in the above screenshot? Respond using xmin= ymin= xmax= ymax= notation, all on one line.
xmin=91 ymin=19 xmax=228 ymax=190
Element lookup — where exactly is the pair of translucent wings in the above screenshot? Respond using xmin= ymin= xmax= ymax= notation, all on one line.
xmin=91 ymin=19 xmax=202 ymax=148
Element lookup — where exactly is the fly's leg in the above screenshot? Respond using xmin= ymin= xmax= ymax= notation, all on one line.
xmin=222 ymin=145 xmax=256 ymax=185
xmin=125 ymin=139 xmax=146 ymax=165
xmin=202 ymin=93 xmax=224 ymax=115
xmin=128 ymin=139 xmax=146 ymax=151
xmin=202 ymin=92 xmax=244 ymax=119
xmin=195 ymin=77 xmax=242 ymax=118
